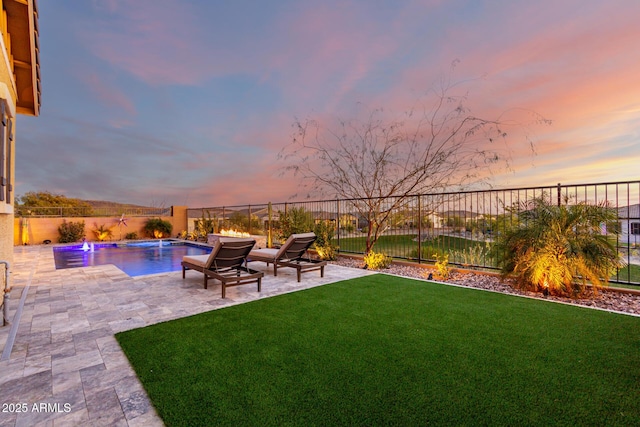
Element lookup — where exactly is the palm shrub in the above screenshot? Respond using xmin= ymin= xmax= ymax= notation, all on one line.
xmin=494 ymin=197 xmax=622 ymax=297
xmin=92 ymin=223 xmax=114 ymax=242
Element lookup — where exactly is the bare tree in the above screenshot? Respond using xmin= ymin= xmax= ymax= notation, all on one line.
xmin=279 ymin=72 xmax=548 ymax=254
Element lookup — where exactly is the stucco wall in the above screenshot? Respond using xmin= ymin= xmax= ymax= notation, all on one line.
xmin=13 ymin=206 xmax=189 ymax=245
xmin=0 ymin=215 xmax=12 ymax=262
xmin=0 ymin=75 xmax=18 ymax=265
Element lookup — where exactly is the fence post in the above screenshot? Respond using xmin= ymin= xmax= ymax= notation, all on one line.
xmin=248 ymin=204 xmax=252 ymax=235
xmin=557 ymin=183 xmax=562 ymax=206
xmin=267 ymin=202 xmax=273 ymax=248
xmin=417 ymin=195 xmax=422 ymax=264
xmin=336 ymin=199 xmax=340 ymax=253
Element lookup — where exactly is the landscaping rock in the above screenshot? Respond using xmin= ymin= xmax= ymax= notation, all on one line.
xmin=331 ymin=257 xmax=640 ymax=316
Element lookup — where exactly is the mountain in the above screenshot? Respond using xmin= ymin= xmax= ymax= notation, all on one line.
xmin=82 ymin=200 xmax=160 ymax=209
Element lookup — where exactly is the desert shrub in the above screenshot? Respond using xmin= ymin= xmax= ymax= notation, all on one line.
xmin=494 ymin=197 xmax=622 ymax=297
xmin=433 ymin=253 xmax=450 ymax=280
xmin=316 ymin=245 xmax=338 ymax=261
xmin=340 ymin=222 xmax=355 ymax=233
xmin=194 ymin=210 xmax=216 ymax=240
xmin=450 ymin=243 xmax=493 ymax=269
xmin=277 ymin=207 xmax=314 ymax=240
xmin=178 ymin=230 xmax=199 ymax=241
xmin=125 ymin=232 xmax=138 ymax=240
xmin=364 ymin=251 xmax=392 ymax=270
xmin=143 ymin=218 xmax=173 ymax=239
xmin=58 ymin=220 xmax=85 ymax=243
xmin=314 ymin=221 xmax=338 ymax=260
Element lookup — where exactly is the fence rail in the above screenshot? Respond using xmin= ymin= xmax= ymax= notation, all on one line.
xmin=188 ymin=180 xmax=640 ymax=286
xmin=15 ymin=206 xmax=172 ymax=218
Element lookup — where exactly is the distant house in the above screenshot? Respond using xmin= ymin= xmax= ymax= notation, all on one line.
xmin=309 ymin=211 xmax=359 ymax=228
xmin=441 ymin=210 xmax=482 ymax=219
xmin=0 ymin=0 xmax=41 ymax=263
xmin=618 ymin=204 xmax=640 ymax=246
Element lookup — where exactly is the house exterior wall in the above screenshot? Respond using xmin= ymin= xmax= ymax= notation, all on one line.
xmin=0 ymin=211 xmax=11 ymax=261
xmin=618 ymin=204 xmax=640 ymax=246
xmin=0 ymin=38 xmax=18 ymax=264
xmin=0 ymin=0 xmax=39 ymax=267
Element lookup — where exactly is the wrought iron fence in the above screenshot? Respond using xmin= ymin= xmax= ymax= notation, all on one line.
xmin=189 ymin=180 xmax=640 ymax=285
xmin=15 ymin=206 xmax=172 ymax=218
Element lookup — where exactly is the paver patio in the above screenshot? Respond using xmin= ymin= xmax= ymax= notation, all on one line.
xmin=0 ymin=245 xmax=374 ymax=426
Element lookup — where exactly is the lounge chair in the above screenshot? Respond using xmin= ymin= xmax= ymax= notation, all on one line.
xmin=248 ymin=232 xmax=327 ymax=282
xmin=181 ymin=237 xmax=263 ymax=298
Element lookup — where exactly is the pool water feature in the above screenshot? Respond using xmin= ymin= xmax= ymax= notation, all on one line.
xmin=53 ymin=240 xmax=212 ymax=277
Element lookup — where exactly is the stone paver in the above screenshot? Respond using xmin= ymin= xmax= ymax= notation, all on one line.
xmin=0 ymin=245 xmax=374 ymax=426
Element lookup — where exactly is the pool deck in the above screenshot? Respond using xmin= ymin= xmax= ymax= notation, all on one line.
xmin=0 ymin=245 xmax=374 ymax=426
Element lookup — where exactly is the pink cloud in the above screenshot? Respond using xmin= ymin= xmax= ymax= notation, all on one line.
xmin=349 ymin=1 xmax=640 ymax=189
xmin=263 ymin=2 xmax=432 ymax=112
xmin=177 ymin=164 xmax=299 ymax=207
xmin=51 ymin=0 xmax=640 ymax=206
xmin=82 ymin=0 xmax=223 ymax=85
xmin=80 ymin=72 xmax=137 ymax=123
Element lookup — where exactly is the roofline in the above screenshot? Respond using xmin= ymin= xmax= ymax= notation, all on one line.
xmin=20 ymin=0 xmax=40 ymax=116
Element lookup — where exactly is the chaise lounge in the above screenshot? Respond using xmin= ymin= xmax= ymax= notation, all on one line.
xmin=181 ymin=237 xmax=264 ymax=298
xmin=248 ymin=232 xmax=327 ymax=282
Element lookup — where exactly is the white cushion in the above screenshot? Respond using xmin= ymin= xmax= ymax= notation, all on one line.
xmin=182 ymin=254 xmax=210 ymax=268
xmin=249 ymin=248 xmax=279 ymax=260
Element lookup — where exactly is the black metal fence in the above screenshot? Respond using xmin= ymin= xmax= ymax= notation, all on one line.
xmin=188 ymin=181 xmax=640 ymax=285
xmin=15 ymin=206 xmax=172 ymax=218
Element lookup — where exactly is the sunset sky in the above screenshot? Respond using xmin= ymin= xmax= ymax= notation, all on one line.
xmin=15 ymin=0 xmax=640 ymax=207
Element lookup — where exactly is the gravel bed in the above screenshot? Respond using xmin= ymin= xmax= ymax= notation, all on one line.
xmin=331 ymin=257 xmax=640 ymax=316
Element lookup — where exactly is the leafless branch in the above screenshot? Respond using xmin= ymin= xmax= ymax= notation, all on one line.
xmin=278 ymin=72 xmax=548 ymax=252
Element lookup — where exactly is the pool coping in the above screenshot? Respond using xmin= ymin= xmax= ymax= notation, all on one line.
xmin=51 ymin=239 xmax=214 ymax=276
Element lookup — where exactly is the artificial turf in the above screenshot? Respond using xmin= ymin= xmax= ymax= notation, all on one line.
xmin=115 ymin=274 xmax=640 ymax=426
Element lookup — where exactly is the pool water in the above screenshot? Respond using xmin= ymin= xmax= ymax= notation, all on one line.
xmin=53 ymin=241 xmax=212 ymax=277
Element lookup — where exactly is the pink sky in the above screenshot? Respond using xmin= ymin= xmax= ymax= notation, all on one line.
xmin=15 ymin=0 xmax=640 ymax=207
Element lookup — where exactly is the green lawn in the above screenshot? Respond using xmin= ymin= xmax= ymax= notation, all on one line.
xmin=613 ymin=263 xmax=640 ymax=285
xmin=338 ymin=233 xmax=484 ymax=259
xmin=116 ymin=275 xmax=640 ymax=426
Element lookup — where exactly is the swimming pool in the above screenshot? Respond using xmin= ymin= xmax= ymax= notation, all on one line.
xmin=53 ymin=240 xmax=212 ymax=277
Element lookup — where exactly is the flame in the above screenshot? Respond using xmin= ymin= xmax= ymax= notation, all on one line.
xmin=219 ymin=228 xmax=251 ymax=238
